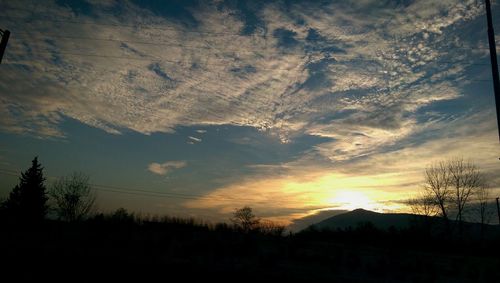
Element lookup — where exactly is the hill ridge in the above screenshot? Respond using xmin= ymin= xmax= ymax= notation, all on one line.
xmin=313 ymin=209 xmax=422 ymax=230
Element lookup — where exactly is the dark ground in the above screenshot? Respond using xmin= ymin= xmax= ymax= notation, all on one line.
xmin=1 ymin=216 xmax=499 ymax=282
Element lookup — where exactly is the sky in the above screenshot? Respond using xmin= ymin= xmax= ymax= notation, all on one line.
xmin=0 ymin=0 xmax=499 ymax=225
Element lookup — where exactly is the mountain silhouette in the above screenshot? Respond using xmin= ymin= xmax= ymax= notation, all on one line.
xmin=313 ymin=208 xmax=423 ymax=230
xmin=312 ymin=209 xmax=500 ymax=240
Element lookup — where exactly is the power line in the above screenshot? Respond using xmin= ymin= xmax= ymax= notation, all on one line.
xmin=2 ymin=12 xmax=496 ymax=69
xmin=2 ymin=52 xmax=495 ymax=85
xmin=10 ymin=29 xmax=497 ymax=54
xmin=2 ymin=14 xmax=316 ymax=40
xmin=90 ymin=182 xmax=276 ymax=203
xmin=0 ymin=168 xmax=249 ymax=202
xmin=11 ymin=31 xmax=309 ymax=57
xmin=3 ymin=50 xmax=309 ymax=73
xmin=0 ymin=168 xmax=498 ymax=205
xmin=4 ymin=30 xmax=494 ymax=66
xmin=2 ymin=8 xmax=498 ymax=50
xmin=2 ymin=54 xmax=495 ymax=85
xmin=0 ymin=168 xmax=336 ymax=206
xmin=5 ymin=11 xmax=447 ymax=44
xmin=3 ymin=46 xmax=494 ymax=69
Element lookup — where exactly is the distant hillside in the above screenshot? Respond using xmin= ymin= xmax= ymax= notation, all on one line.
xmin=313 ymin=209 xmax=416 ymax=230
xmin=311 ymin=209 xmax=500 ymax=239
xmin=288 ymin=209 xmax=348 ymax=232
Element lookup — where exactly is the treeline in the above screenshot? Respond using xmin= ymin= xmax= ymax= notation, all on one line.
xmin=1 ymin=207 xmax=498 ymax=282
xmin=0 ymin=157 xmax=285 ymax=235
xmin=86 ymin=206 xmax=286 ymax=236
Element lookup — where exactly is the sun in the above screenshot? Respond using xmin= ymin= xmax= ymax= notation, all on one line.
xmin=329 ymin=191 xmax=376 ymax=211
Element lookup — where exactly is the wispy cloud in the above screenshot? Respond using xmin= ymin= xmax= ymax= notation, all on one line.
xmin=0 ymin=0 xmax=487 ymax=147
xmin=188 ymin=136 xmax=202 ymax=143
xmin=148 ymin=161 xmax=187 ymax=176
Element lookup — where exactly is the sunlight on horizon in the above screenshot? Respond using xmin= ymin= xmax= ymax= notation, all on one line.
xmin=185 ymin=171 xmax=414 ymax=224
xmin=328 ymin=191 xmax=382 ymax=211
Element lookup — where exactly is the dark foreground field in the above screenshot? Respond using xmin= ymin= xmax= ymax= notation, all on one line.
xmin=1 ymin=216 xmax=499 ymax=282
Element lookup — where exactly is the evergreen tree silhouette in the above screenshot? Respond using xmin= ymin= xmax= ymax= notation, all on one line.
xmin=4 ymin=157 xmax=48 ymax=221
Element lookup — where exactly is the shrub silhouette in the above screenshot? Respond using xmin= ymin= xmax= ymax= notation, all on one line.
xmin=110 ymin=207 xmax=136 ymax=223
xmin=258 ymin=219 xmax=286 ymax=236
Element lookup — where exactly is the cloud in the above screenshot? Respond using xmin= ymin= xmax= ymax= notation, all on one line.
xmin=147 ymin=160 xmax=187 ymax=175
xmin=188 ymin=136 xmax=202 ymax=142
xmin=0 ymin=0 xmax=486 ymax=148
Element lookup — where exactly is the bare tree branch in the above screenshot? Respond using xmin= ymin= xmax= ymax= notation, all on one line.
xmin=230 ymin=206 xmax=260 ymax=232
xmin=50 ymin=172 xmax=96 ymax=221
xmin=424 ymin=161 xmax=451 ymax=220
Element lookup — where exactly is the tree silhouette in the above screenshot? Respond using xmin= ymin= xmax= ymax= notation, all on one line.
xmin=230 ymin=206 xmax=260 ymax=232
xmin=3 ymin=157 xmax=48 ymax=221
xmin=421 ymin=158 xmax=486 ymax=236
xmin=447 ymin=159 xmax=485 ymax=232
xmin=423 ymin=161 xmax=451 ymax=221
xmin=50 ymin=172 xmax=96 ymax=221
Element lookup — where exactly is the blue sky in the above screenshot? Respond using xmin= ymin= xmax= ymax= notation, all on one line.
xmin=0 ymin=0 xmax=499 ymax=224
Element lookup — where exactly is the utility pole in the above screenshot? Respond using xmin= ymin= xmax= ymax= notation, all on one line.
xmin=0 ymin=29 xmax=10 ymax=64
xmin=485 ymin=0 xmax=500 ymax=142
xmin=496 ymin=197 xmax=500 ymax=225
xmin=486 ymin=0 xmax=500 ymax=227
